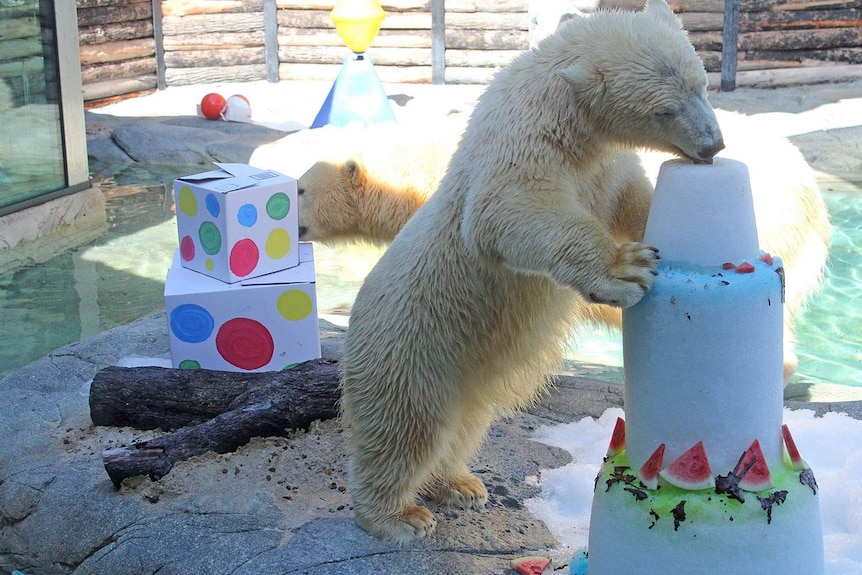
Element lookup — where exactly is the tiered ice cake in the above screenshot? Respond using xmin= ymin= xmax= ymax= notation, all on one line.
xmin=586 ymin=158 xmax=824 ymax=575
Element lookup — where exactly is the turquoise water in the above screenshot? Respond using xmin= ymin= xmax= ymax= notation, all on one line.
xmin=1 ymin=175 xmax=860 ymax=392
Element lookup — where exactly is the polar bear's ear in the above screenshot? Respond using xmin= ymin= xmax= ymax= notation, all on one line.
xmin=343 ymin=159 xmax=364 ymax=185
xmin=556 ymin=60 xmax=600 ymax=93
xmin=645 ymin=0 xmax=681 ymax=27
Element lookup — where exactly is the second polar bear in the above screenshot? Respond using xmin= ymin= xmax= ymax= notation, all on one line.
xmin=341 ymin=0 xmax=723 ymax=543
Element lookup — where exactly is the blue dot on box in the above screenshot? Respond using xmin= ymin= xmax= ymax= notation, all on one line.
xmin=237 ymin=203 xmax=258 ymax=227
xmin=205 ymin=193 xmax=220 ymax=218
xmin=170 ymin=304 xmax=215 ymax=344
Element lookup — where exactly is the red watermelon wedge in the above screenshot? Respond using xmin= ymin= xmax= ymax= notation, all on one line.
xmin=638 ymin=443 xmax=666 ymax=490
xmin=737 ymin=439 xmax=774 ymax=492
xmin=660 ymin=441 xmax=714 ymax=490
xmin=606 ymin=417 xmax=626 ymax=458
xmin=782 ymin=424 xmax=810 ymax=471
xmin=511 ymin=555 xmax=551 ymax=575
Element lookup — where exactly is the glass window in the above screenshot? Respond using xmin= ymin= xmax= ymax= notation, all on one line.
xmin=0 ymin=0 xmax=68 ymax=211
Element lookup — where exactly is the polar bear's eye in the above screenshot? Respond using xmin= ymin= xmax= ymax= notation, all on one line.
xmin=297 ymin=187 xmax=305 ymax=195
xmin=654 ymin=105 xmax=678 ymax=119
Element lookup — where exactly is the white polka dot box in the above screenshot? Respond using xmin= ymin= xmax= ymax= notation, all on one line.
xmin=173 ymin=163 xmax=299 ymax=283
xmin=164 ymin=242 xmax=322 ymax=372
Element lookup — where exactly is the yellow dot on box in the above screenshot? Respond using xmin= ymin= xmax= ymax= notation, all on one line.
xmin=205 ymin=258 xmax=214 ymax=271
xmin=277 ymin=289 xmax=312 ymax=321
xmin=266 ymin=228 xmax=291 ymax=260
xmin=178 ymin=186 xmax=198 ymax=217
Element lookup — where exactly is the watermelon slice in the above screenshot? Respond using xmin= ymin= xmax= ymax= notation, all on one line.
xmin=760 ymin=252 xmax=775 ymax=265
xmin=722 ymin=262 xmax=736 ymax=270
xmin=511 ymin=555 xmax=551 ymax=575
xmin=606 ymin=417 xmax=626 ymax=458
xmin=638 ymin=443 xmax=666 ymax=490
xmin=735 ymin=261 xmax=755 ymax=273
xmin=660 ymin=441 xmax=714 ymax=490
xmin=782 ymin=424 xmax=810 ymax=470
xmin=737 ymin=439 xmax=774 ymax=492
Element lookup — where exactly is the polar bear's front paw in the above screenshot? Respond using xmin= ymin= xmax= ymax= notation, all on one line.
xmin=588 ymin=242 xmax=660 ymax=308
xmin=432 ymin=473 xmax=488 ymax=510
xmin=356 ymin=504 xmax=437 ymax=545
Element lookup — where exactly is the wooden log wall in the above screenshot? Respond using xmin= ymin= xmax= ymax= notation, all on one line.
xmin=0 ymin=0 xmax=52 ymax=107
xmin=160 ymin=0 xmax=268 ymax=86
xmin=276 ymin=0 xmax=434 ymax=83
xmin=75 ymin=0 xmax=862 ymax=103
xmin=78 ymin=0 xmax=157 ymax=103
xmin=605 ymin=0 xmax=862 ymax=87
xmin=443 ymin=0 xmax=530 ymax=83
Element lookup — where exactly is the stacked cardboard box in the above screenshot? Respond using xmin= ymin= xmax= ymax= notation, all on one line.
xmin=164 ymin=163 xmax=321 ymax=372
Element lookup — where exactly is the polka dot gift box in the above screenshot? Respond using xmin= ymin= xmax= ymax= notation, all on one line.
xmin=173 ymin=163 xmax=299 ymax=283
xmin=164 ymin=242 xmax=321 ymax=372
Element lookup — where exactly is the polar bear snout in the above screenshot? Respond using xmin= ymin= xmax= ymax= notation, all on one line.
xmin=695 ymin=138 xmax=725 ymax=162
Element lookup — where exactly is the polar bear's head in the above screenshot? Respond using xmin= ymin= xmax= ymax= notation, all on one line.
xmin=553 ymin=0 xmax=724 ymax=162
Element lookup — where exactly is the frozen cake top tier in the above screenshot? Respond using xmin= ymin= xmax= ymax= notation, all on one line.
xmin=644 ymin=158 xmax=759 ymax=266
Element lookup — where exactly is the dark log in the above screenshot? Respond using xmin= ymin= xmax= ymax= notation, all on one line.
xmin=77 ymin=2 xmax=152 ymax=28
xmin=92 ymin=359 xmax=341 ymax=487
xmin=81 ymin=57 xmax=156 ymax=84
xmin=78 ymin=20 xmax=154 ymax=44
xmin=689 ymin=26 xmax=862 ymax=51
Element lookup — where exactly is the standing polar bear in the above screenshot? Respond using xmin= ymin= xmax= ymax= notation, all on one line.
xmin=341 ymin=0 xmax=724 ymax=544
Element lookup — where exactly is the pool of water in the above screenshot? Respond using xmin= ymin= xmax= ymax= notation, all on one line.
xmin=1 ymin=169 xmax=860 ymax=397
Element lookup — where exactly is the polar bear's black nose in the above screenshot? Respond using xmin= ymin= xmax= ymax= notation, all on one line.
xmin=699 ymin=139 xmax=725 ymax=160
xmin=298 ymin=225 xmax=308 ymax=238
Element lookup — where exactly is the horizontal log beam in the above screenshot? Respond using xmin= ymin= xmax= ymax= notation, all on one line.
xmin=0 ymin=15 xmax=38 ymax=42
xmin=280 ymin=45 xmax=430 ymax=65
xmin=83 ymin=75 xmax=158 ymax=101
xmin=445 ymin=48 xmax=521 ymax=67
xmin=446 ymin=0 xmax=529 ymax=12
xmin=78 ymin=20 xmax=154 ymax=44
xmin=162 ymin=0 xmax=264 ymax=17
xmin=278 ymin=28 xmax=431 ymax=48
xmin=165 ymin=64 xmax=267 ymax=85
xmin=278 ymin=61 xmax=432 ymax=82
xmin=162 ymin=12 xmax=266 ymax=35
xmin=707 ymin=61 xmax=862 ymax=88
xmin=445 ymin=28 xmax=530 ymax=50
xmin=164 ymin=46 xmax=265 ymax=68
xmin=77 ymin=2 xmax=152 ymax=28
xmin=162 ymin=31 xmax=266 ymax=50
xmin=0 ymin=37 xmax=40 ymax=61
xmin=445 ymin=12 xmax=530 ymax=30
xmin=79 ymin=38 xmax=155 ymax=66
xmin=689 ymin=25 xmax=862 ymax=51
xmin=81 ymin=57 xmax=156 ymax=84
